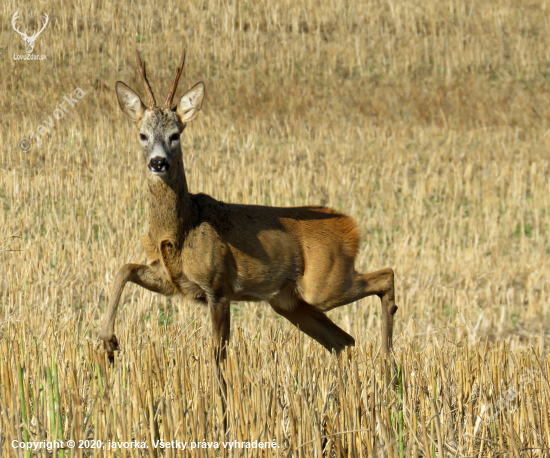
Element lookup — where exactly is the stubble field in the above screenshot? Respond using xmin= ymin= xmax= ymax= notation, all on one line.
xmin=1 ymin=0 xmax=550 ymax=456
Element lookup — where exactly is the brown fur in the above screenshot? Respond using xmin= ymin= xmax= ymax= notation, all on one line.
xmin=100 ymin=50 xmax=398 ymax=368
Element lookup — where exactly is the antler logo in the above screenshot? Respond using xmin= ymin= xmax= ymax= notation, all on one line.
xmin=12 ymin=11 xmax=49 ymax=54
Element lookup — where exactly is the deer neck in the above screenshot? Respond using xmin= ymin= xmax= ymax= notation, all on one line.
xmin=147 ymin=154 xmax=195 ymax=247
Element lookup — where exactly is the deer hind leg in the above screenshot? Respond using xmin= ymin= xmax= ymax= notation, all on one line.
xmin=270 ymin=296 xmax=355 ymax=354
xmin=358 ymin=268 xmax=397 ymax=355
xmin=99 ymin=263 xmax=177 ymax=361
xmin=320 ymin=267 xmax=397 ymax=355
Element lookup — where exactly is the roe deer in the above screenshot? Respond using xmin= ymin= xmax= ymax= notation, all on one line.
xmin=99 ymin=48 xmax=398 ymax=377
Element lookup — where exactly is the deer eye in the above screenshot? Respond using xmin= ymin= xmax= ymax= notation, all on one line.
xmin=169 ymin=133 xmax=180 ymax=143
xmin=139 ymin=133 xmax=148 ymax=142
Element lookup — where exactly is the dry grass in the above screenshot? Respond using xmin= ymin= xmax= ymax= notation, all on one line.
xmin=1 ymin=0 xmax=550 ymax=456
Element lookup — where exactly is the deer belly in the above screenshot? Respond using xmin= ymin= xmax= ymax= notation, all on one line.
xmin=230 ymin=266 xmax=297 ymax=302
xmin=229 ymin=244 xmax=301 ymax=301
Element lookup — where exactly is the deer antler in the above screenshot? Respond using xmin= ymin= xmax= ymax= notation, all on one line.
xmin=135 ymin=49 xmax=157 ymax=110
xmin=163 ymin=49 xmax=186 ymax=109
xmin=29 ymin=13 xmax=48 ymax=39
xmin=11 ymin=12 xmax=28 ymax=38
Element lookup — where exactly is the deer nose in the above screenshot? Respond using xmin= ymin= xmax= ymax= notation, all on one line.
xmin=149 ymin=157 xmax=169 ymax=173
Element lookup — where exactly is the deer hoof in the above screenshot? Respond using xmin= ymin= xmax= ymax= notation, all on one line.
xmin=101 ymin=334 xmax=120 ymax=363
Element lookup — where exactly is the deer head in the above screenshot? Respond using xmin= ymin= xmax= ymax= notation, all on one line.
xmin=115 ymin=49 xmax=205 ymax=177
xmin=12 ymin=11 xmax=49 ymax=54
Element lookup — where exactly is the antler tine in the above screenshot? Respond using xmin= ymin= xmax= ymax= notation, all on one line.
xmin=163 ymin=49 xmax=186 ymax=109
xmin=135 ymin=49 xmax=157 ymax=110
xmin=11 ymin=12 xmax=26 ymax=37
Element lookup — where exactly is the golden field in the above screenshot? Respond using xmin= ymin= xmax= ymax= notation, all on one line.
xmin=1 ymin=0 xmax=550 ymax=456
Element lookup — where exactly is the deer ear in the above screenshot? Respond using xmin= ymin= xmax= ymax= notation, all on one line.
xmin=116 ymin=82 xmax=146 ymax=122
xmin=176 ymin=83 xmax=205 ymax=123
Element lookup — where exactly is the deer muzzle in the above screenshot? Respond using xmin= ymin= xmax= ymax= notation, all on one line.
xmin=149 ymin=157 xmax=170 ymax=174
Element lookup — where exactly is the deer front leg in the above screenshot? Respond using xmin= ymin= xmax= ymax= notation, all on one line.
xmin=209 ymin=297 xmax=231 ymax=436
xmin=99 ymin=263 xmax=177 ymax=360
